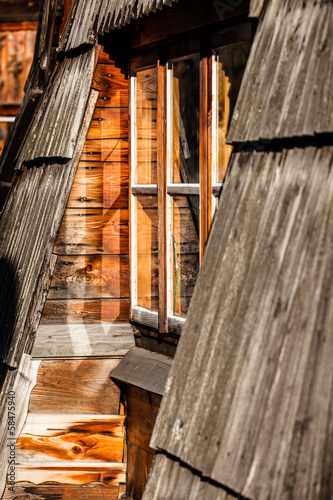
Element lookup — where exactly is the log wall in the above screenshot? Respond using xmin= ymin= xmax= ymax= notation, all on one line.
xmin=40 ymin=47 xmax=130 ymax=326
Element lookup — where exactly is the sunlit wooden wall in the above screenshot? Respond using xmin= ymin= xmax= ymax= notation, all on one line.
xmin=41 ymin=48 xmax=130 ymax=325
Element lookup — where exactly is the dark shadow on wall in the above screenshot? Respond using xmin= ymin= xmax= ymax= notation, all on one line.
xmin=0 ymin=257 xmax=18 ymax=365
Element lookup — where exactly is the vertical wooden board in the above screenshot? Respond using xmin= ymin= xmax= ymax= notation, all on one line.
xmin=87 ymin=108 xmax=128 ymax=140
xmin=3 ymin=481 xmax=119 ymax=500
xmin=29 ymin=359 xmax=121 ymax=414
xmin=127 ymin=443 xmax=154 ymax=500
xmin=68 ymin=162 xmax=129 ymax=209
xmin=17 ymin=415 xmax=125 ymax=464
xmin=125 ymin=386 xmax=161 ymax=454
xmin=81 ymin=138 xmax=129 ymax=162
xmin=92 ymin=64 xmax=128 ymax=108
xmin=47 ymin=255 xmax=129 ymax=299
xmin=40 ymin=299 xmax=130 ymax=324
xmin=53 ymin=208 xmax=129 ymax=255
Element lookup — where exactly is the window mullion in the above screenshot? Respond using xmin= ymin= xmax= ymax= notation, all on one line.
xmin=157 ymin=58 xmax=167 ymax=335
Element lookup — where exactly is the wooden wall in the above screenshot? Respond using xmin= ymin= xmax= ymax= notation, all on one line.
xmin=40 ymin=47 xmax=130 ymax=326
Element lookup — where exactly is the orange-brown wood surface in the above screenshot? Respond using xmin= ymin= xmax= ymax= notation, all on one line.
xmin=125 ymin=386 xmax=161 ymax=454
xmin=48 ymin=255 xmax=129 ymax=299
xmin=81 ymin=138 xmax=129 ymax=163
xmin=92 ymin=64 xmax=128 ymax=108
xmin=40 ymin=299 xmax=129 ymax=324
xmin=68 ymin=162 xmax=129 ymax=209
xmin=3 ymin=481 xmax=119 ymax=500
xmin=29 ymin=359 xmax=121 ymax=414
xmin=127 ymin=442 xmax=154 ymax=500
xmin=53 ymin=208 xmax=129 ymax=255
xmin=0 ymin=30 xmax=35 ymax=104
xmin=41 ymin=49 xmax=130 ymax=326
xmin=14 ymin=465 xmax=126 ymax=486
xmin=87 ymin=107 xmax=128 ymax=140
xmin=17 ymin=415 xmax=125 ymax=463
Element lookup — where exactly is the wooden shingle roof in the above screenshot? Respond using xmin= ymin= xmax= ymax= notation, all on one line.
xmin=58 ymin=0 xmax=178 ymax=53
xmin=228 ymin=0 xmax=333 ymax=143
xmin=146 ymin=0 xmax=333 ymax=498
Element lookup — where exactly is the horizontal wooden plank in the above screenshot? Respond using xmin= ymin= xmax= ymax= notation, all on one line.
xmin=3 ymin=481 xmax=119 ymax=500
xmin=32 ymin=323 xmax=135 ymax=358
xmin=81 ymin=138 xmax=129 ymax=162
xmin=92 ymin=64 xmax=128 ymax=108
xmin=14 ymin=464 xmax=126 ymax=486
xmin=111 ymin=347 xmax=172 ymax=396
xmin=54 ymin=209 xmax=129 ymax=255
xmin=48 ymin=255 xmax=129 ymax=299
xmin=17 ymin=414 xmax=124 ymax=464
xmin=40 ymin=299 xmax=130 ymax=324
xmin=29 ymin=359 xmax=121 ymax=414
xmin=68 ymin=162 xmax=129 ymax=209
xmin=87 ymin=108 xmax=128 ymax=140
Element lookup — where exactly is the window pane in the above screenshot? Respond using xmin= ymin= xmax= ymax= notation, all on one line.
xmin=171 ymin=56 xmax=200 ymax=184
xmin=136 ymin=195 xmax=158 ymax=311
xmin=170 ymin=194 xmax=199 ymax=318
xmin=213 ymin=42 xmax=251 ymax=184
xmin=136 ymin=68 xmax=158 ymax=184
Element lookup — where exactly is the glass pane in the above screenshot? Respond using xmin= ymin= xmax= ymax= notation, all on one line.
xmin=214 ymin=42 xmax=251 ymax=183
xmin=171 ymin=56 xmax=200 ymax=184
xmin=136 ymin=195 xmax=158 ymax=311
xmin=136 ymin=68 xmax=158 ymax=184
xmin=171 ymin=194 xmax=199 ymax=318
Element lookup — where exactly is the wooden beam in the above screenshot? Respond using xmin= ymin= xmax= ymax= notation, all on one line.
xmin=110 ymin=347 xmax=172 ymax=396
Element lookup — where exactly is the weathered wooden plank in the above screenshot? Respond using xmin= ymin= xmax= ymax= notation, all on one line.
xmin=40 ymin=298 xmax=130 ymax=324
xmin=81 ymin=138 xmax=129 ymax=162
xmin=125 ymin=385 xmax=162 ymax=454
xmin=92 ymin=64 xmax=128 ymax=108
xmin=111 ymin=348 xmax=172 ymax=396
xmin=0 ymin=354 xmax=40 ymax=498
xmin=16 ymin=414 xmax=124 ymax=463
xmin=68 ymin=162 xmax=129 ymax=209
xmin=87 ymin=107 xmax=128 ymax=140
xmin=14 ymin=464 xmax=126 ymax=486
xmin=3 ymin=481 xmax=119 ymax=500
xmin=53 ymin=208 xmax=129 ymax=255
xmin=47 ymin=255 xmax=129 ymax=299
xmin=29 ymin=359 xmax=121 ymax=414
xmin=31 ymin=323 xmax=134 ymax=358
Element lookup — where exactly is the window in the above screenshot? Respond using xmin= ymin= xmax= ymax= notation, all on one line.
xmin=130 ymin=24 xmax=251 ymax=335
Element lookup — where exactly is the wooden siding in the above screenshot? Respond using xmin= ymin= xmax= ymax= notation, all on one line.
xmin=41 ymin=48 xmax=130 ymax=325
xmin=29 ymin=358 xmax=122 ymax=415
xmin=151 ymin=146 xmax=333 ymax=499
xmin=228 ymin=0 xmax=333 ymax=142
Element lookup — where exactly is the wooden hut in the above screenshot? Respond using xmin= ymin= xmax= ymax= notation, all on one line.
xmin=0 ymin=0 xmax=332 ymax=498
